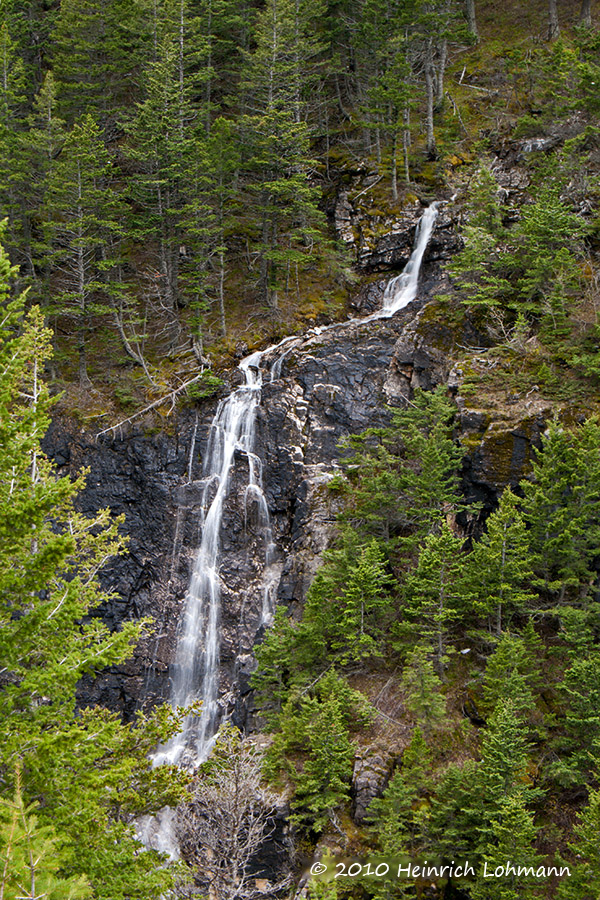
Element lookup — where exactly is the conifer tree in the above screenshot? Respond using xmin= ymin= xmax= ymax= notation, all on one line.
xmin=0 ymin=238 xmax=189 ymax=899
xmin=400 ymin=523 xmax=465 ymax=671
xmin=482 ymin=631 xmax=541 ymax=720
xmin=0 ymin=19 xmax=30 ymax=262
xmin=472 ymin=790 xmax=543 ymax=900
xmin=401 ymin=645 xmax=447 ymax=733
xmin=521 ymin=418 xmax=600 ymax=605
xmin=551 ymin=653 xmax=600 ymax=786
xmin=464 ymin=488 xmax=536 ymax=636
xmin=45 ymin=114 xmax=121 ymax=384
xmin=477 ymin=700 xmax=539 ymax=842
xmin=51 ymin=0 xmax=151 ymax=124
xmin=0 ymin=770 xmax=91 ymax=900
xmin=331 ymin=539 xmax=396 ymax=664
xmin=240 ymin=0 xmax=327 ymax=309
xmin=558 ymin=788 xmax=600 ymax=899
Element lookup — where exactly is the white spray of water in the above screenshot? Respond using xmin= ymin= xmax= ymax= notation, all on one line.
xmin=377 ymin=202 xmax=439 ymax=318
xmin=154 ymin=350 xmax=266 ymax=768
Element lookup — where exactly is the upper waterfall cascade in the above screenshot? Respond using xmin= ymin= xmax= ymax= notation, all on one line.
xmin=156 ymin=202 xmax=439 ymax=768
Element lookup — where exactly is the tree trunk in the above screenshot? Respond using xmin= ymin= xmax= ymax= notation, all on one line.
xmin=435 ymin=38 xmax=447 ymax=108
xmin=424 ymin=39 xmax=436 ymax=158
xmin=218 ymin=248 xmax=226 ymax=336
xmin=466 ymin=0 xmax=478 ymax=41
xmin=580 ymin=0 xmax=592 ymax=27
xmin=548 ymin=0 xmax=560 ymax=40
xmin=391 ymin=130 xmax=398 ymax=201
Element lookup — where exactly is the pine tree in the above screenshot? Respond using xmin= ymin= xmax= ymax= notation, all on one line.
xmin=472 ymin=790 xmax=544 ymax=900
xmin=521 ymin=418 xmax=600 ymax=606
xmin=463 ymin=488 xmax=536 ymax=636
xmin=51 ymin=0 xmax=151 ymax=124
xmin=367 ymin=727 xmax=431 ymax=857
xmin=0 ymin=769 xmax=91 ymax=900
xmin=477 ymin=700 xmax=539 ymax=845
xmin=240 ymin=0 xmax=327 ymax=309
xmin=0 ymin=239 xmax=189 ymax=899
xmin=482 ymin=631 xmax=541 ymax=720
xmin=44 ymin=114 xmax=121 ymax=385
xmin=558 ymin=788 xmax=600 ymax=900
xmin=0 ymin=17 xmax=30 ymax=264
xmin=340 ymin=387 xmax=464 ymax=549
xmin=551 ymin=653 xmax=600 ymax=786
xmin=331 ymin=539 xmax=396 ymax=664
xmin=401 ymin=645 xmax=447 ymax=734
xmin=400 ymin=523 xmax=465 ymax=671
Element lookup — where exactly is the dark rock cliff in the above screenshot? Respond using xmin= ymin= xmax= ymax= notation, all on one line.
xmin=41 ymin=205 xmax=540 ymax=738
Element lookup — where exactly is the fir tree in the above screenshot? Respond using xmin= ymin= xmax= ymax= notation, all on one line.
xmin=0 ymin=769 xmax=91 ymax=900
xmin=558 ymin=788 xmax=600 ymax=900
xmin=464 ymin=487 xmax=536 ymax=636
xmin=44 ymin=114 xmax=121 ymax=385
xmin=240 ymin=0 xmax=327 ymax=309
xmin=331 ymin=539 xmax=396 ymax=664
xmin=0 ymin=238 xmax=189 ymax=899
xmin=472 ymin=790 xmax=544 ymax=900
xmin=521 ymin=418 xmax=600 ymax=605
xmin=400 ymin=522 xmax=465 ymax=671
xmin=482 ymin=630 xmax=541 ymax=720
xmin=401 ymin=645 xmax=447 ymax=734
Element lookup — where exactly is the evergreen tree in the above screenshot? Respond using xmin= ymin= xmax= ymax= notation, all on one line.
xmin=401 ymin=645 xmax=446 ymax=734
xmin=521 ymin=418 xmax=600 ymax=605
xmin=266 ymin=671 xmax=368 ymax=832
xmin=240 ymin=0 xmax=327 ymax=309
xmin=558 ymin=788 xmax=600 ymax=900
xmin=463 ymin=488 xmax=536 ymax=636
xmin=51 ymin=0 xmax=151 ymax=124
xmin=340 ymin=387 xmax=464 ymax=549
xmin=477 ymin=700 xmax=539 ymax=844
xmin=400 ymin=522 xmax=465 ymax=671
xmin=551 ymin=653 xmax=600 ymax=786
xmin=0 ymin=769 xmax=91 ymax=900
xmin=331 ymin=539 xmax=396 ymax=664
xmin=482 ymin=629 xmax=541 ymax=720
xmin=0 ymin=18 xmax=30 ymax=263
xmin=472 ymin=790 xmax=544 ymax=900
xmin=0 ymin=239 xmax=189 ymax=899
xmin=44 ymin=114 xmax=121 ymax=384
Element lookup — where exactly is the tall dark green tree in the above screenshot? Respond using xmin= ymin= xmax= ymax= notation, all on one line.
xmin=45 ymin=114 xmax=120 ymax=384
xmin=240 ymin=0 xmax=327 ymax=309
xmin=521 ymin=418 xmax=600 ymax=605
xmin=0 ymin=240 xmax=189 ymax=899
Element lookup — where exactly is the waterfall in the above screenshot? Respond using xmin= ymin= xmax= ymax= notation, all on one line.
xmin=158 ymin=204 xmax=438 ymax=755
xmin=378 ymin=202 xmax=439 ymax=317
xmin=138 ymin=200 xmax=439 ymax=858
xmin=154 ymin=350 xmax=266 ymax=768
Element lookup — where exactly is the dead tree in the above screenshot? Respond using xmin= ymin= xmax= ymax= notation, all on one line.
xmin=176 ymin=723 xmax=288 ymax=899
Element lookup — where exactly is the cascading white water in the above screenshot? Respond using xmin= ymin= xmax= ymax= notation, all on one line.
xmin=158 ymin=204 xmax=438 ymax=758
xmin=378 ymin=202 xmax=439 ymax=317
xmin=154 ymin=350 xmax=266 ymax=768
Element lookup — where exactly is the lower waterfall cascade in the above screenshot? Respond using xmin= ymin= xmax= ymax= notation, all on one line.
xmin=138 ymin=201 xmax=440 ymax=856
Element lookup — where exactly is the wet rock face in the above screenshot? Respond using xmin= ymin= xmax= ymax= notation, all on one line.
xmin=44 ymin=286 xmax=453 ymax=723
xmin=335 ymin=195 xmax=460 ymax=273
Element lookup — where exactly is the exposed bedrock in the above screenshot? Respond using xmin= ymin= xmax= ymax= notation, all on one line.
xmin=42 ymin=217 xmax=541 ymax=736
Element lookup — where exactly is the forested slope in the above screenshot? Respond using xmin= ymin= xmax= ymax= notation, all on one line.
xmin=3 ymin=0 xmax=600 ymax=899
